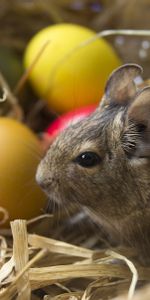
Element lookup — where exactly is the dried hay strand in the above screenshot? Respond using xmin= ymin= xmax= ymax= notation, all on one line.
xmin=0 ymin=73 xmax=23 ymax=120
xmin=10 ymin=220 xmax=30 ymax=299
xmin=0 ymin=219 xmax=149 ymax=299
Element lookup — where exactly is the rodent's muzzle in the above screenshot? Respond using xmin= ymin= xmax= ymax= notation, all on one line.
xmin=36 ymin=162 xmax=51 ymax=191
xmin=36 ymin=163 xmax=46 ymax=190
xmin=36 ymin=160 xmax=58 ymax=195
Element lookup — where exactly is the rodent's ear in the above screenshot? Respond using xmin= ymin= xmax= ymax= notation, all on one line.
xmin=127 ymin=87 xmax=150 ymax=157
xmin=128 ymin=87 xmax=150 ymax=126
xmin=100 ymin=64 xmax=142 ymax=108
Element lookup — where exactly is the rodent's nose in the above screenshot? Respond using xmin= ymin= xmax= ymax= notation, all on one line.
xmin=37 ymin=178 xmax=48 ymax=190
xmin=36 ymin=173 xmax=54 ymax=190
xmin=36 ymin=165 xmax=48 ymax=189
xmin=36 ymin=164 xmax=55 ymax=191
xmin=38 ymin=180 xmax=52 ymax=190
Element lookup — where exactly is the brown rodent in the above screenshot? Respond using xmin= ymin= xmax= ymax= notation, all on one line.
xmin=36 ymin=64 xmax=150 ymax=265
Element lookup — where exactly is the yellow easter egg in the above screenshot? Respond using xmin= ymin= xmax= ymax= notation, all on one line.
xmin=0 ymin=118 xmax=47 ymax=227
xmin=24 ymin=23 xmax=122 ymax=113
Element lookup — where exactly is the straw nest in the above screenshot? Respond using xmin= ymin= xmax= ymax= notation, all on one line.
xmin=0 ymin=0 xmax=150 ymax=299
xmin=0 ymin=216 xmax=150 ymax=300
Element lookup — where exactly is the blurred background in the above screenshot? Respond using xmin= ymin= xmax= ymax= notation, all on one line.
xmin=1 ymin=0 xmax=150 ymax=71
xmin=0 ymin=0 xmax=150 ymax=127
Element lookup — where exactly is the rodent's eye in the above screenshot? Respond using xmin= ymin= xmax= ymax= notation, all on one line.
xmin=74 ymin=151 xmax=101 ymax=168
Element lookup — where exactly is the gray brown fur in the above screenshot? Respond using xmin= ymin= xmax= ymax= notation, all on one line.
xmin=36 ymin=64 xmax=150 ymax=265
